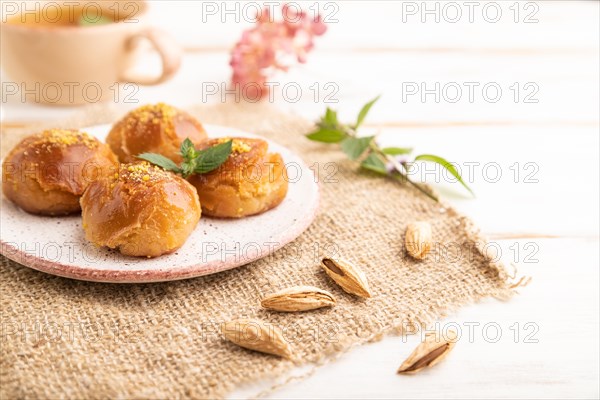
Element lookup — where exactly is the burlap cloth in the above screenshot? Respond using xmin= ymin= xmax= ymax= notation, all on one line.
xmin=0 ymin=102 xmax=519 ymax=399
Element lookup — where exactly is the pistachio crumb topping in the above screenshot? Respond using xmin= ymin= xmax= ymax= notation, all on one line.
xmin=217 ymin=137 xmax=251 ymax=154
xmin=124 ymin=103 xmax=179 ymax=136
xmin=115 ymin=161 xmax=171 ymax=184
xmin=30 ymin=129 xmax=98 ymax=152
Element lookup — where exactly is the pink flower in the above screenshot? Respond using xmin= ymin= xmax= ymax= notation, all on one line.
xmin=230 ymin=3 xmax=327 ymax=100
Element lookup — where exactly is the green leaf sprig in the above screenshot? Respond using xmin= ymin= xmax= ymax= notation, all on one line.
xmin=138 ymin=138 xmax=233 ymax=178
xmin=306 ymin=96 xmax=474 ymax=201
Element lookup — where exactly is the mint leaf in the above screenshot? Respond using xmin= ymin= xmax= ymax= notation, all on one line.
xmin=360 ymin=152 xmax=388 ymax=175
xmin=341 ymin=136 xmax=374 ymax=160
xmin=181 ymin=160 xmax=197 ymax=177
xmin=179 ymin=138 xmax=200 ymax=177
xmin=180 ymin=138 xmax=196 ymax=159
xmin=324 ymin=108 xmax=338 ymax=126
xmin=382 ymin=147 xmax=413 ymax=155
xmin=137 ymin=153 xmax=180 ymax=172
xmin=355 ymin=95 xmax=380 ymax=128
xmin=415 ymin=154 xmax=474 ymax=195
xmin=194 ymin=140 xmax=233 ymax=174
xmin=306 ymin=129 xmax=347 ymax=143
xmin=139 ymin=138 xmax=233 ymax=178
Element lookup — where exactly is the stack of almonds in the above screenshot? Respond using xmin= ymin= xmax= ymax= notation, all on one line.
xmin=223 ymin=221 xmax=456 ymax=374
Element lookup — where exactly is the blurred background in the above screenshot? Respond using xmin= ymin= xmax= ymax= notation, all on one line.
xmin=2 ymin=1 xmax=598 ymax=122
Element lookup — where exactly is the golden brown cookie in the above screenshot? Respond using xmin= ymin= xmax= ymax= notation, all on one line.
xmin=187 ymin=137 xmax=288 ymax=218
xmin=106 ymin=103 xmax=207 ymax=163
xmin=2 ymin=129 xmax=117 ymax=215
xmin=80 ymin=162 xmax=201 ymax=257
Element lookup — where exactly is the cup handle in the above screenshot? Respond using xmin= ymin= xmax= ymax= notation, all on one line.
xmin=120 ymin=27 xmax=182 ymax=85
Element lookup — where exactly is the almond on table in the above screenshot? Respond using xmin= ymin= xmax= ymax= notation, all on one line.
xmin=222 ymin=318 xmax=294 ymax=360
xmin=405 ymin=221 xmax=433 ymax=260
xmin=397 ymin=330 xmax=457 ymax=374
xmin=321 ymin=258 xmax=372 ymax=298
xmin=261 ymin=286 xmax=336 ymax=312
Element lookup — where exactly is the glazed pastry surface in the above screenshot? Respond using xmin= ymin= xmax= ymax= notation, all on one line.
xmin=2 ymin=129 xmax=117 ymax=215
xmin=106 ymin=103 xmax=207 ymax=163
xmin=188 ymin=137 xmax=288 ymax=218
xmin=80 ymin=162 xmax=201 ymax=257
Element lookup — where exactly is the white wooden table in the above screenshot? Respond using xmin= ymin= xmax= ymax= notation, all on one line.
xmin=1 ymin=1 xmax=598 ymax=398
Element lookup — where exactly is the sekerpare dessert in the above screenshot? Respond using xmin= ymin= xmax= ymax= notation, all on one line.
xmin=2 ymin=129 xmax=117 ymax=215
xmin=80 ymin=162 xmax=201 ymax=257
xmin=187 ymin=137 xmax=288 ymax=218
xmin=106 ymin=103 xmax=207 ymax=163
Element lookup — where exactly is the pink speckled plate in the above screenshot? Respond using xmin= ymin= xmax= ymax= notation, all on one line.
xmin=0 ymin=124 xmax=319 ymax=283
